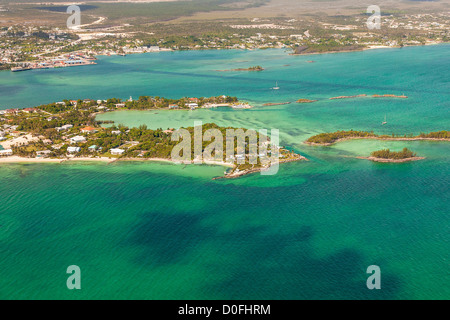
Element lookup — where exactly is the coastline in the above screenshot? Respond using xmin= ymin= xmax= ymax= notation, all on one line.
xmin=305 ymin=137 xmax=450 ymax=146
xmin=0 ymin=156 xmax=235 ymax=168
xmin=289 ymin=41 xmax=446 ymax=57
xmin=356 ymin=156 xmax=425 ymax=163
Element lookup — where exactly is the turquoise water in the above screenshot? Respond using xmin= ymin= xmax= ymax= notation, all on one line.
xmin=0 ymin=45 xmax=449 ymax=299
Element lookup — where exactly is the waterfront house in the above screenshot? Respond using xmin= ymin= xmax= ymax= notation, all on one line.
xmin=110 ymin=148 xmax=125 ymax=155
xmin=115 ymin=103 xmax=125 ymax=108
xmin=70 ymin=136 xmax=86 ymax=144
xmin=69 ymin=100 xmax=78 ymax=107
xmin=188 ymin=103 xmax=198 ymax=110
xmin=88 ymin=145 xmax=98 ymax=152
xmin=0 ymin=149 xmax=13 ymax=156
xmin=67 ymin=147 xmax=81 ymax=153
xmin=169 ymin=104 xmax=179 ymax=109
xmin=23 ymin=108 xmax=38 ymax=113
xmin=80 ymin=126 xmax=97 ymax=134
xmin=6 ymin=109 xmax=19 ymax=115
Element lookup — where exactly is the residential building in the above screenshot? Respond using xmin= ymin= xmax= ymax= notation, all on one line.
xmin=70 ymin=136 xmax=86 ymax=144
xmin=110 ymin=148 xmax=125 ymax=155
xmin=80 ymin=126 xmax=97 ymax=134
xmin=0 ymin=149 xmax=13 ymax=156
xmin=67 ymin=147 xmax=81 ymax=153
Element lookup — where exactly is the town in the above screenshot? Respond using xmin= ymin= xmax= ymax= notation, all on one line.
xmin=1 ymin=11 xmax=449 ymax=71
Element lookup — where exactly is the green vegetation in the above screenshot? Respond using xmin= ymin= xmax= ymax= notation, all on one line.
xmin=306 ymin=130 xmax=378 ymax=144
xmin=233 ymin=66 xmax=264 ymax=71
xmin=370 ymin=148 xmax=416 ymax=160
xmin=307 ymin=130 xmax=450 ymax=145
xmin=417 ymin=131 xmax=450 ymax=139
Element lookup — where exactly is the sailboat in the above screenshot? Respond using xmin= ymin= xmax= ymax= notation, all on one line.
xmin=382 ymin=114 xmax=387 ymax=125
xmin=272 ymin=81 xmax=280 ymax=90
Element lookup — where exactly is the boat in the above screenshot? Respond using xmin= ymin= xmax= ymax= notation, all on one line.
xmin=272 ymin=81 xmax=280 ymax=90
xmin=11 ymin=66 xmax=32 ymax=72
xmin=382 ymin=114 xmax=387 ymax=125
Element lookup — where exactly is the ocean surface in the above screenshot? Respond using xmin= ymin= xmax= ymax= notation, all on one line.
xmin=0 ymin=45 xmax=449 ymax=299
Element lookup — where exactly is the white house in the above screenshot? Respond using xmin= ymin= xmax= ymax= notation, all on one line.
xmin=111 ymin=130 xmax=121 ymax=135
xmin=67 ymin=147 xmax=81 ymax=153
xmin=0 ymin=149 xmax=13 ymax=156
xmin=110 ymin=148 xmax=125 ymax=155
xmin=61 ymin=124 xmax=73 ymax=130
xmin=70 ymin=136 xmax=86 ymax=144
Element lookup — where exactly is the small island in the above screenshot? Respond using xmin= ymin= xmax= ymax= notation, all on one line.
xmin=217 ymin=66 xmax=264 ymax=72
xmin=330 ymin=94 xmax=367 ymax=100
xmin=263 ymin=102 xmax=291 ymax=106
xmin=305 ymin=130 xmax=450 ymax=145
xmin=373 ymin=94 xmax=408 ymax=99
xmin=357 ymin=148 xmax=425 ymax=163
xmin=296 ymin=99 xmax=317 ymax=103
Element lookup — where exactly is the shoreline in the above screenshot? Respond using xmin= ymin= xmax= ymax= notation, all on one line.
xmin=0 ymin=156 xmax=235 ymax=168
xmin=305 ymin=137 xmax=450 ymax=146
xmin=3 ymin=42 xmax=448 ymax=77
xmin=356 ymin=156 xmax=425 ymax=163
xmin=289 ymin=41 xmax=446 ymax=57
xmin=214 ymin=156 xmax=308 ymax=180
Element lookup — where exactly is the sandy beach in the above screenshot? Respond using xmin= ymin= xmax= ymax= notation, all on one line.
xmin=0 ymin=156 xmax=117 ymax=164
xmin=0 ymin=156 xmax=236 ymax=167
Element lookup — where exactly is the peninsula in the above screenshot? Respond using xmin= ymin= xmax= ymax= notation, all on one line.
xmin=0 ymin=97 xmax=305 ymax=179
xmin=305 ymin=130 xmax=450 ymax=146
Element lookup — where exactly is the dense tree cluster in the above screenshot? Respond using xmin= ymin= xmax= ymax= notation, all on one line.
xmin=306 ymin=130 xmax=377 ymax=144
xmin=371 ymin=148 xmax=416 ymax=159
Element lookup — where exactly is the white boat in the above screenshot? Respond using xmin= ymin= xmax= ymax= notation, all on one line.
xmin=272 ymin=81 xmax=280 ymax=90
xmin=382 ymin=114 xmax=387 ymax=125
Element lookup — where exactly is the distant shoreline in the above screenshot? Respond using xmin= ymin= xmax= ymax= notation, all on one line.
xmin=290 ymin=41 xmax=445 ymax=56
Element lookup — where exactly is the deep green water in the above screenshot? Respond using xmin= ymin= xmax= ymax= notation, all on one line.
xmin=0 ymin=45 xmax=449 ymax=299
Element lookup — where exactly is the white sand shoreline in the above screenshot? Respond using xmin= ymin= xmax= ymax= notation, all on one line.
xmin=0 ymin=156 xmax=235 ymax=167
